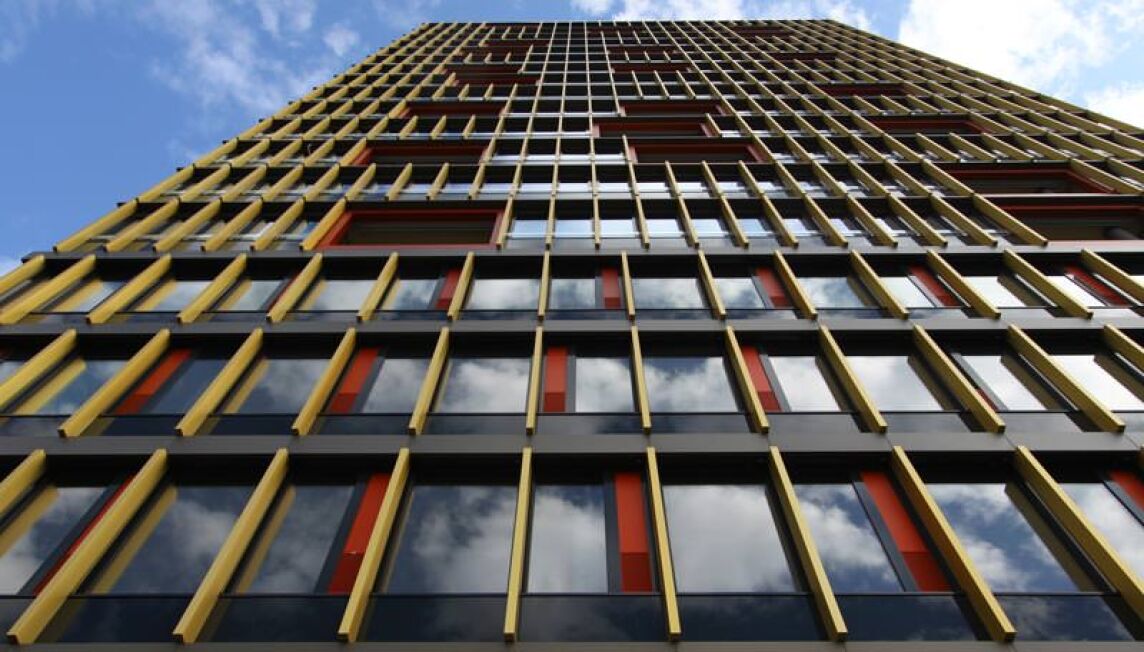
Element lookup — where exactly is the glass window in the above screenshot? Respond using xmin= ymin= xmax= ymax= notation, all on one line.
xmin=224 ymin=357 xmax=328 ymax=414
xmin=958 ymin=354 xmax=1062 ymax=410
xmin=509 ymin=219 xmax=547 ymax=239
xmin=0 ymin=355 xmax=28 ymax=385
xmin=692 ymin=219 xmax=727 ymax=238
xmin=357 ymin=357 xmax=430 ymax=413
xmin=881 ymin=277 xmax=936 ymax=308
xmin=435 ymin=357 xmax=531 ymax=413
xmin=1052 ymin=353 xmax=1144 ymax=411
xmin=740 ymin=218 xmax=773 ymax=237
xmin=768 ymin=356 xmax=845 ymax=411
xmin=632 ymin=278 xmax=706 ymax=310
xmin=963 ymin=275 xmax=1046 ymax=308
xmin=217 ymin=280 xmax=283 ymax=312
xmin=465 ymin=279 xmax=539 ymax=311
xmin=644 ymin=356 xmax=738 ymax=412
xmin=574 ymin=357 xmax=634 ymax=412
xmin=600 ymin=219 xmax=637 ymax=238
xmin=128 ymin=355 xmax=227 ymax=414
xmin=646 ymin=218 xmax=683 ymax=238
xmin=234 ymin=483 xmax=356 ymax=593
xmin=1060 ymin=482 xmax=1144 ymax=578
xmin=928 ymin=482 xmax=1092 ymax=592
xmin=298 ymin=279 xmax=375 ymax=312
xmin=664 ymin=484 xmax=796 ymax=592
xmin=0 ymin=484 xmax=105 ymax=593
xmin=795 ymin=484 xmax=901 ymax=591
xmin=548 ymin=278 xmax=596 ymax=310
xmin=133 ymin=280 xmax=209 ymax=312
xmin=1047 ymin=275 xmax=1108 ymax=307
xmin=554 ymin=220 xmax=592 ymax=238
xmin=380 ymin=278 xmax=438 ymax=311
xmin=714 ymin=277 xmax=766 ymax=308
xmin=88 ymin=483 xmax=252 ymax=593
xmin=383 ymin=483 xmax=517 ymax=593
xmin=5 ymin=358 xmax=125 ymax=415
xmin=43 ymin=279 xmax=123 ymax=313
xmin=799 ymin=277 xmax=870 ymax=309
xmin=527 ymin=484 xmax=607 ymax=592
xmin=847 ymin=355 xmax=951 ymax=411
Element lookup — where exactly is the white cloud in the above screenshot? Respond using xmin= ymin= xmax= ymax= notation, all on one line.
xmin=253 ymin=0 xmax=316 ymax=39
xmin=568 ymin=0 xmax=872 ymax=27
xmin=1085 ymin=82 xmax=1144 ymax=130
xmin=572 ymin=0 xmax=614 ymax=15
xmin=0 ymin=0 xmax=97 ymax=63
xmin=323 ymin=23 xmax=361 ymax=57
xmin=373 ymin=0 xmax=441 ymax=30
xmin=898 ymin=0 xmax=1144 ymax=98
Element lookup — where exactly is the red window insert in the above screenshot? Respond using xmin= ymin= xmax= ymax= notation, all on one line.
xmin=595 ymin=118 xmax=710 ymax=138
xmin=739 ymin=345 xmax=781 ymax=411
xmin=620 ymin=100 xmax=723 ymax=117
xmin=943 ymin=167 xmax=1114 ymax=195
xmin=401 ymin=101 xmax=505 ymax=117
xmin=614 ymin=471 xmax=654 ymax=592
xmin=542 ymin=346 xmax=569 ymax=412
xmin=628 ymin=141 xmax=765 ymax=164
xmin=327 ymin=347 xmax=381 ymax=413
xmin=318 ymin=208 xmax=505 ymax=250
xmin=860 ymin=471 xmax=950 ymax=591
xmin=326 ymin=473 xmax=391 ymax=593
xmin=909 ymin=265 xmax=960 ymax=307
xmin=354 ymin=142 xmax=489 ymax=165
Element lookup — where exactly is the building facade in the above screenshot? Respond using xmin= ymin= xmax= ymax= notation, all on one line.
xmin=0 ymin=18 xmax=1142 ymax=650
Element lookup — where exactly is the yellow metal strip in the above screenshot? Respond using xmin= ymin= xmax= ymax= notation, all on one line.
xmin=926 ymin=251 xmax=1000 ymax=319
xmin=173 ymin=449 xmax=289 ymax=643
xmin=1007 ymin=326 xmax=1124 ymax=432
xmin=773 ymin=252 xmax=817 ymax=319
xmin=178 ymin=255 xmax=246 ymax=324
xmin=7 ymin=449 xmax=168 ymax=645
xmin=850 ymin=251 xmax=908 ymax=319
xmin=176 ymin=328 xmax=263 ymax=436
xmin=0 ymin=330 xmax=77 ymax=408
xmin=0 ymin=256 xmax=45 ymax=298
xmin=251 ymin=199 xmax=305 ymax=251
xmin=267 ymin=255 xmax=323 ymax=323
xmin=202 ymin=200 xmax=262 ymax=252
xmin=887 ymin=195 xmax=945 ymax=246
xmin=503 ymin=447 xmax=533 ymax=641
xmin=300 ymin=199 xmax=347 ymax=251
xmin=845 ymin=196 xmax=896 ymax=247
xmin=912 ymin=325 xmax=1004 ymax=433
xmin=87 ymin=256 xmax=172 ymax=325
xmin=537 ymin=251 xmax=550 ymax=322
xmin=0 ymin=255 xmax=97 ymax=325
xmin=930 ymin=195 xmax=995 ymax=246
xmin=0 ymin=450 xmax=47 ymax=519
xmin=1015 ymin=446 xmax=1144 ymax=618
xmin=426 ymin=163 xmax=450 ymax=199
xmin=1081 ymin=250 xmax=1144 ymax=304
xmin=620 ymin=251 xmax=636 ymax=321
xmin=445 ymin=252 xmax=475 ymax=321
xmin=769 ymin=446 xmax=847 ymax=640
xmin=385 ymin=163 xmax=414 ymax=201
xmin=645 ymin=447 xmax=682 ymax=641
xmin=1002 ymin=250 xmax=1090 ymax=318
xmin=105 ymin=199 xmax=181 ymax=252
xmin=345 ymin=164 xmax=378 ymax=201
xmin=338 ymin=448 xmax=410 ymax=642
xmin=293 ymin=329 xmax=356 ymax=436
xmin=303 ymin=165 xmax=342 ymax=202
xmin=53 ymin=202 xmax=139 ymax=252
xmin=408 ymin=328 xmax=450 ymax=435
xmin=357 ymin=253 xmax=398 ymax=322
xmin=60 ymin=329 xmax=171 ymax=437
xmin=725 ymin=325 xmax=768 ymax=433
xmin=525 ymin=328 xmax=542 ymax=436
xmin=1069 ymin=159 xmax=1141 ymax=195
xmin=631 ymin=326 xmax=652 ymax=434
xmin=891 ymin=446 xmax=1015 ymax=641
xmin=1103 ymin=326 xmax=1144 ymax=371
xmin=153 ymin=200 xmax=222 ymax=252
xmin=696 ymin=250 xmax=725 ymax=320
xmin=819 ymin=326 xmax=887 ymax=433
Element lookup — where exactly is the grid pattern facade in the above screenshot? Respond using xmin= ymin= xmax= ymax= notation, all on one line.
xmin=0 ymin=18 xmax=1143 ymax=649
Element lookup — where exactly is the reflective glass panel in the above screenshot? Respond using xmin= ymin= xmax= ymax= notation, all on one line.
xmin=847 ymin=355 xmax=948 ymax=411
xmin=359 ymin=358 xmax=430 ymax=413
xmin=554 ymin=220 xmax=592 ymax=238
xmin=664 ymin=484 xmax=796 ymax=592
xmin=137 ymin=356 xmax=227 ymax=414
xmin=799 ymin=277 xmax=869 ymax=309
xmin=644 ymin=356 xmax=738 ymax=412
xmin=548 ymin=278 xmax=596 ymax=310
xmin=302 ymin=280 xmax=375 ymax=312
xmin=509 ymin=220 xmax=546 ymax=238
xmin=768 ymin=356 xmax=844 ymax=411
xmin=381 ymin=279 xmax=438 ymax=311
xmin=600 ymin=219 xmax=637 ymax=237
xmin=882 ymin=277 xmax=936 ymax=308
xmin=646 ymin=219 xmax=683 ymax=237
xmin=221 ymin=280 xmax=282 ymax=311
xmin=435 ymin=358 xmax=530 ymax=413
xmin=963 ymin=276 xmax=1045 ymax=308
xmin=227 ymin=358 xmax=328 ymax=414
xmin=0 ymin=485 xmax=104 ymax=593
xmin=795 ymin=484 xmax=901 ymax=591
xmin=527 ymin=485 xmax=607 ymax=593
xmin=49 ymin=279 xmax=122 ymax=313
xmin=237 ymin=484 xmax=355 ymax=593
xmin=466 ymin=279 xmax=539 ymax=311
xmin=1060 ymin=482 xmax=1144 ymax=579
xmin=1052 ymin=354 xmax=1144 ymax=411
xmin=384 ymin=484 xmax=516 ymax=593
xmin=9 ymin=358 xmax=124 ymax=415
xmin=928 ymin=482 xmax=1093 ymax=592
xmin=92 ymin=484 xmax=252 ymax=593
xmin=1047 ymin=275 xmax=1107 ymax=307
xmin=138 ymin=281 xmax=208 ymax=312
xmin=714 ymin=278 xmax=766 ymax=309
xmin=632 ymin=278 xmax=706 ymax=310
xmin=574 ymin=357 xmax=633 ymax=413
xmin=958 ymin=354 xmax=1060 ymax=410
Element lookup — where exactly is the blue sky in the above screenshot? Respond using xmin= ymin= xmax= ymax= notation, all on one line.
xmin=2 ymin=0 xmax=1142 ymax=270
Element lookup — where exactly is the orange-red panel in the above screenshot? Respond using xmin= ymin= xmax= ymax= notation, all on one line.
xmin=909 ymin=265 xmax=960 ymax=307
xmin=756 ymin=268 xmax=791 ymax=308
xmin=740 ymin=345 xmax=781 ymax=411
xmin=114 ymin=349 xmax=192 ymax=415
xmin=1064 ymin=265 xmax=1129 ymax=307
xmin=543 ymin=346 xmax=568 ymax=413
xmin=327 ymin=473 xmax=391 ymax=594
xmin=861 ymin=470 xmax=950 ymax=591
xmin=34 ymin=478 xmax=132 ymax=594
xmin=614 ymin=471 xmax=653 ymax=592
xmin=435 ymin=268 xmax=462 ymax=310
xmin=601 ymin=268 xmax=622 ymax=310
xmin=328 ymin=347 xmax=380 ymax=414
xmin=1110 ymin=469 xmax=1144 ymax=512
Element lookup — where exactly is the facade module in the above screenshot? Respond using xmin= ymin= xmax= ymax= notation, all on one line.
xmin=0 ymin=18 xmax=1143 ymax=649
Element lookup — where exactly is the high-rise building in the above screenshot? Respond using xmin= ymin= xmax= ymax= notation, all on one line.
xmin=0 ymin=17 xmax=1142 ymax=648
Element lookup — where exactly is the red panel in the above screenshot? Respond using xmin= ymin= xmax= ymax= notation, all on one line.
xmin=909 ymin=265 xmax=960 ymax=307
xmin=34 ymin=478 xmax=132 ymax=594
xmin=1064 ymin=265 xmax=1129 ymax=306
xmin=403 ymin=101 xmax=506 ymax=117
xmin=327 ymin=473 xmax=391 ymax=594
xmin=436 ymin=268 xmax=462 ymax=310
xmin=114 ymin=349 xmax=192 ymax=415
xmin=543 ymin=346 xmax=568 ymax=413
xmin=357 ymin=142 xmax=489 ymax=164
xmin=317 ymin=208 xmax=505 ymax=251
xmin=944 ymin=168 xmax=1112 ymax=194
xmin=620 ymin=100 xmax=722 ymax=116
xmin=1110 ymin=470 xmax=1144 ymax=512
xmin=756 ymin=268 xmax=791 ymax=308
xmin=614 ymin=471 xmax=653 ymax=592
xmin=601 ymin=268 xmax=622 ymax=310
xmin=861 ymin=471 xmax=950 ymax=591
xmin=328 ymin=348 xmax=380 ymax=414
xmin=740 ymin=346 xmax=781 ymax=411
xmin=595 ymin=120 xmax=707 ymax=136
